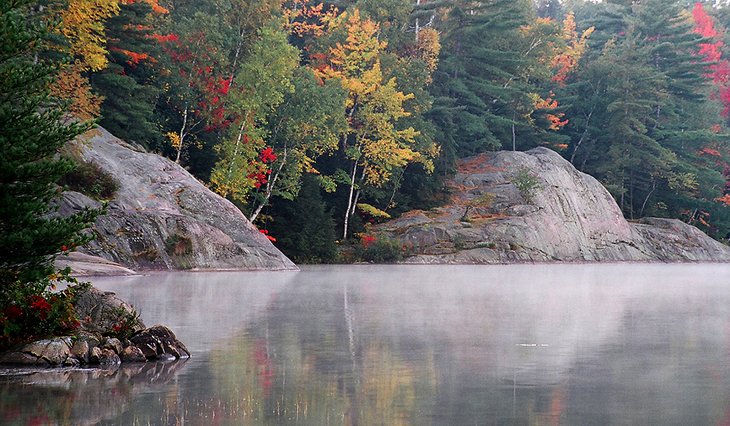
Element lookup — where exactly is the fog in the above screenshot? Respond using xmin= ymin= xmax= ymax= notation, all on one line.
xmin=3 ymin=264 xmax=730 ymax=424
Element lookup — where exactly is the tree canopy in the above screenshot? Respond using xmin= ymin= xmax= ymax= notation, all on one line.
xmin=23 ymin=0 xmax=730 ymax=259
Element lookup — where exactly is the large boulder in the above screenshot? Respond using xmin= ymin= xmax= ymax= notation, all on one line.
xmin=0 ymin=337 xmax=73 ymax=366
xmin=55 ymin=252 xmax=137 ymax=277
xmin=60 ymin=126 xmax=297 ymax=272
xmin=377 ymin=148 xmax=730 ymax=263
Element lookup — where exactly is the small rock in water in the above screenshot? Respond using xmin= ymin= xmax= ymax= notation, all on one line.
xmin=102 ymin=337 xmax=123 ymax=355
xmin=89 ymin=346 xmax=103 ymax=364
xmin=130 ymin=325 xmax=190 ymax=360
xmin=70 ymin=339 xmax=90 ymax=364
xmin=120 ymin=346 xmax=147 ymax=363
xmin=99 ymin=349 xmax=121 ymax=368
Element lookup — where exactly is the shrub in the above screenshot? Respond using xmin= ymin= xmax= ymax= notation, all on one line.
xmin=59 ymin=160 xmax=119 ymax=200
xmin=0 ymin=274 xmax=89 ymax=350
xmin=108 ymin=307 xmax=142 ymax=339
xmin=356 ymin=235 xmax=403 ymax=263
xmin=512 ymin=168 xmax=541 ymax=203
xmin=461 ymin=192 xmax=495 ymax=221
xmin=165 ymin=234 xmax=193 ymax=256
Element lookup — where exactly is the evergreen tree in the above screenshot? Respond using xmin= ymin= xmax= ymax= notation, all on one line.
xmin=565 ymin=0 xmax=727 ymax=227
xmin=536 ymin=0 xmax=564 ymax=20
xmin=0 ymin=0 xmax=97 ymax=286
xmin=91 ymin=0 xmax=162 ymax=147
xmin=268 ymin=175 xmax=338 ymax=263
xmin=429 ymin=0 xmax=563 ymax=165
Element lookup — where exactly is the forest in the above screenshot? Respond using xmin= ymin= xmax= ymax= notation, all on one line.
xmin=8 ymin=0 xmax=730 ymax=264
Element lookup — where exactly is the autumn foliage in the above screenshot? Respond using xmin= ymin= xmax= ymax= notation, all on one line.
xmin=551 ymin=13 xmax=594 ymax=85
xmin=693 ymin=3 xmax=730 ymax=116
xmin=35 ymin=0 xmax=730 ymax=248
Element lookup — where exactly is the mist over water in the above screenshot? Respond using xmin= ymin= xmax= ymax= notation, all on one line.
xmin=2 ymin=264 xmax=730 ymax=424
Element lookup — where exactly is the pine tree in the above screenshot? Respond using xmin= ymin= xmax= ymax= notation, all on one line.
xmin=429 ymin=0 xmax=565 ymax=164
xmin=536 ymin=0 xmax=563 ymax=20
xmin=565 ymin=0 xmax=727 ymax=226
xmin=91 ymin=0 xmax=162 ymax=146
xmin=0 ymin=0 xmax=98 ymax=286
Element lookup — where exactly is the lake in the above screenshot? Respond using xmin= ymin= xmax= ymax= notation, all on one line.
xmin=2 ymin=264 xmax=730 ymax=425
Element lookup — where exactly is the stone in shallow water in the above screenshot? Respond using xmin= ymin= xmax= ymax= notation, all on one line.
xmin=40 ymin=338 xmax=72 ymax=365
xmin=0 ymin=337 xmax=73 ymax=366
xmin=99 ymin=349 xmax=121 ymax=367
xmin=120 ymin=346 xmax=146 ymax=363
xmin=89 ymin=346 xmax=103 ymax=364
xmin=0 ymin=351 xmax=40 ymax=365
xmin=70 ymin=339 xmax=90 ymax=364
xmin=130 ymin=325 xmax=190 ymax=360
xmin=102 ymin=337 xmax=123 ymax=355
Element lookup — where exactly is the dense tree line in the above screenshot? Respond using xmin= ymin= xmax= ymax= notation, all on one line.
xmin=10 ymin=0 xmax=730 ymax=264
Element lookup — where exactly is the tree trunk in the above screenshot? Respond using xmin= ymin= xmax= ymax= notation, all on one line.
xmin=570 ymin=107 xmax=594 ymax=164
xmin=639 ymin=180 xmax=656 ymax=217
xmin=175 ymin=105 xmax=189 ymax=164
xmin=512 ymin=117 xmax=517 ymax=152
xmin=343 ymin=161 xmax=359 ymax=240
xmin=415 ymin=0 xmax=421 ymax=42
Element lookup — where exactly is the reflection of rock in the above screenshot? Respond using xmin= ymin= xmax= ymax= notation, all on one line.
xmin=0 ymin=360 xmax=187 ymax=426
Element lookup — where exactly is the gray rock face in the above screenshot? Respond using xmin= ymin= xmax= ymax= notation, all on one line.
xmin=377 ymin=148 xmax=730 ymax=263
xmin=55 ymin=252 xmax=136 ymax=277
xmin=61 ymin=126 xmax=296 ymax=272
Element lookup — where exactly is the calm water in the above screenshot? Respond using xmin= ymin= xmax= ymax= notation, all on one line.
xmin=2 ymin=264 xmax=730 ymax=425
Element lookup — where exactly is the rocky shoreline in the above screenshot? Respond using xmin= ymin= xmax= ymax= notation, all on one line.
xmin=0 ymin=288 xmax=188 ymax=368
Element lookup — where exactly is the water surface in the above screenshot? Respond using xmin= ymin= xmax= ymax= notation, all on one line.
xmin=2 ymin=264 xmax=730 ymax=425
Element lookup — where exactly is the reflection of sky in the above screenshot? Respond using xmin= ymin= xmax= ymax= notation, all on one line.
xmin=3 ymin=264 xmax=730 ymax=424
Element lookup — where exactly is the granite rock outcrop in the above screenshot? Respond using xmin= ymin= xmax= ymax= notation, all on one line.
xmin=58 ymin=127 xmax=296 ymax=273
xmin=377 ymin=148 xmax=730 ymax=263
